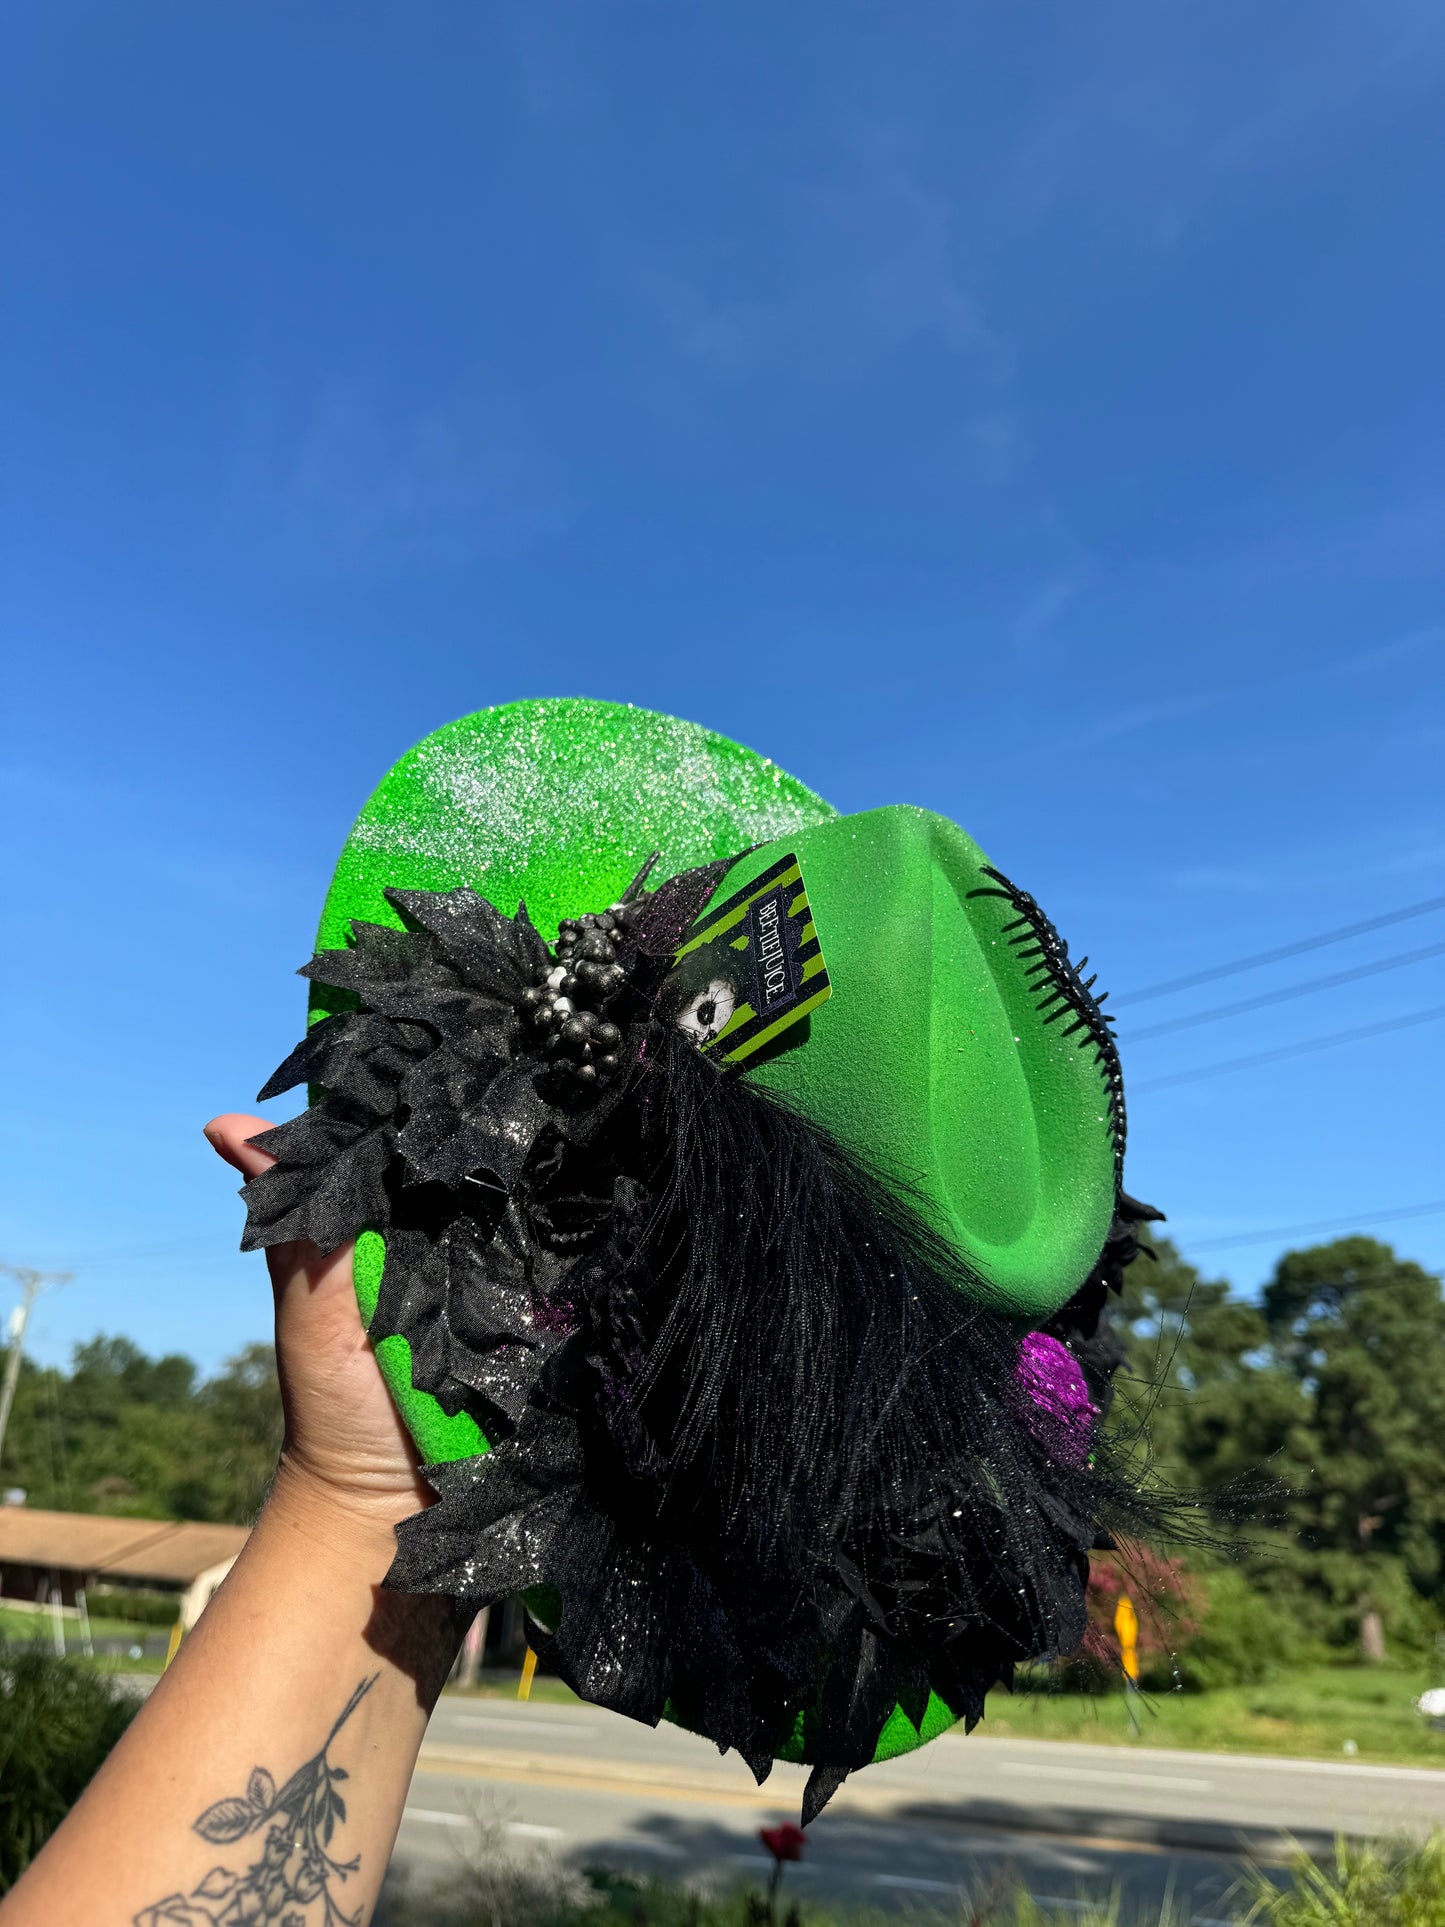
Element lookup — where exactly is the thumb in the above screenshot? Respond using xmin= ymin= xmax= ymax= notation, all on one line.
xmin=204 ymin=1112 xmax=279 ymax=1181
xmin=203 ymin=1113 xmax=313 ymax=1306
xmin=205 ymin=1112 xmax=351 ymax=1324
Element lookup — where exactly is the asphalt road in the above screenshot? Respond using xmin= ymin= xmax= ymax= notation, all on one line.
xmin=381 ymin=1694 xmax=1445 ymax=1921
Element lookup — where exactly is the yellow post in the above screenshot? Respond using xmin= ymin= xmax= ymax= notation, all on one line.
xmin=517 ymin=1645 xmax=538 ymax=1701
xmin=164 ymin=1620 xmax=184 ymax=1670
xmin=1114 ymin=1594 xmax=1139 ymax=1682
xmin=1114 ymin=1594 xmax=1141 ymax=1734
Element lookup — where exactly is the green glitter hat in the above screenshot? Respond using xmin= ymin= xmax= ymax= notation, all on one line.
xmin=315 ymin=698 xmax=1120 ymax=1377
xmin=243 ymin=696 xmax=1157 ymax=1815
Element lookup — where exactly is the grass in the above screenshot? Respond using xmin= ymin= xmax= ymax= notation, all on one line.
xmin=378 ymin=1811 xmax=1178 ymax=1925
xmin=985 ymin=1664 xmax=1445 ymax=1767
xmin=448 ymin=1661 xmax=1445 ymax=1770
xmin=0 ymin=1604 xmax=169 ymax=1645
xmin=380 ymin=1813 xmax=1445 ymax=1925
xmin=1238 ymin=1835 xmax=1445 ymax=1925
xmin=14 ymin=1633 xmax=1444 ymax=1767
xmin=450 ymin=1666 xmax=594 ymax=1708
xmin=0 ymin=1603 xmax=169 ymax=1664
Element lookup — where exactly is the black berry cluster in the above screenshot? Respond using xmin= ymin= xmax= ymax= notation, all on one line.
xmin=517 ymin=901 xmax=636 ymax=1087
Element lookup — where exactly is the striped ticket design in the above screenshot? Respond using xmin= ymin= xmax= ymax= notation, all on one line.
xmin=670 ymin=850 xmax=832 ymax=1065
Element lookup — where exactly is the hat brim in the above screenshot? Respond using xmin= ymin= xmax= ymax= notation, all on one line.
xmin=312 ymin=698 xmax=835 ymax=1466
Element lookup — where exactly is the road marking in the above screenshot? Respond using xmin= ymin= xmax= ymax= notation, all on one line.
xmin=1206 ymin=1756 xmax=1445 ymax=1785
xmin=417 ymin=1745 xmax=797 ymax=1809
xmin=403 ymin=1809 xmax=561 ymax=1843
xmin=874 ymin=1874 xmax=955 ymax=1892
xmin=1001 ymin=1763 xmax=1213 ymax=1792
xmin=970 ymin=1741 xmax=1445 ymax=1785
xmin=1045 ymin=1852 xmax=1107 ymax=1875
xmin=445 ymin=1714 xmax=599 ymax=1738
xmin=411 ymin=1752 xmax=1292 ymax=1863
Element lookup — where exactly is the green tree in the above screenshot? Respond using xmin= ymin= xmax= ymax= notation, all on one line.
xmin=1107 ymin=1233 xmax=1445 ymax=1658
xmin=197 ymin=1343 xmax=285 ymax=1523
xmin=69 ymin=1336 xmax=197 ymax=1410
xmin=0 ymin=1337 xmax=282 ymax=1525
xmin=1263 ymin=1237 xmax=1445 ymax=1658
xmin=1108 ymin=1238 xmax=1304 ymax=1495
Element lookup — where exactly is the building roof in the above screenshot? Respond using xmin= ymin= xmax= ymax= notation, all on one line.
xmin=0 ymin=1507 xmax=248 ymax=1585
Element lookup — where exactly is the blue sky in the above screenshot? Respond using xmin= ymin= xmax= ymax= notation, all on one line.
xmin=5 ymin=1 xmax=1443 ymax=1373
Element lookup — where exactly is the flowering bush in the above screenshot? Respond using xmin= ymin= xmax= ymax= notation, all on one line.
xmin=1063 ymin=1547 xmax=1201 ymax=1690
xmin=1059 ymin=1551 xmax=1299 ymax=1692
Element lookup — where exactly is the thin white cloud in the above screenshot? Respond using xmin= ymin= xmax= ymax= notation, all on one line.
xmin=1073 ymin=689 xmax=1230 ymax=749
xmin=1324 ymin=625 xmax=1444 ymax=680
xmin=990 ymin=0 xmax=1445 ymax=239
xmin=640 ymin=141 xmax=1006 ymax=382
xmin=965 ymin=411 xmax=1031 ymax=488
xmin=1011 ymin=573 xmax=1087 ymax=655
xmin=229 ymin=375 xmax=570 ymax=570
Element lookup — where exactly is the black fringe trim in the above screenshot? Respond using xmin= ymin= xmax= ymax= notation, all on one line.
xmin=968 ymin=865 xmax=1128 ymax=1177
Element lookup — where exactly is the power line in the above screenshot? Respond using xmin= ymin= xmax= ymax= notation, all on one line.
xmin=58 ymin=1248 xmax=249 ymax=1273
xmin=1125 ymin=940 xmax=1445 ymax=1042
xmin=1132 ymin=1003 xmax=1445 ymax=1092
xmin=1114 ymin=893 xmax=1445 ymax=1008
xmin=1187 ymin=1200 xmax=1445 ymax=1254
xmin=56 ymin=1235 xmax=222 ymax=1264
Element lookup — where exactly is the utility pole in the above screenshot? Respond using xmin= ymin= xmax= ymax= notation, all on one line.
xmin=0 ymin=1265 xmax=71 ymax=1473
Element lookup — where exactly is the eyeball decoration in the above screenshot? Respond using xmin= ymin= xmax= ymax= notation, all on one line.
xmin=676 ymin=977 xmax=738 ymax=1046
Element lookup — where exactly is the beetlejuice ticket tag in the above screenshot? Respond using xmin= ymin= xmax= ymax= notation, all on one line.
xmin=659 ymin=851 xmax=832 ymax=1065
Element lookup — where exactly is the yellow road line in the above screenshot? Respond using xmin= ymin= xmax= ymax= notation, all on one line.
xmin=412 ymin=1747 xmax=1288 ymax=1862
xmin=417 ymin=1745 xmax=797 ymax=1809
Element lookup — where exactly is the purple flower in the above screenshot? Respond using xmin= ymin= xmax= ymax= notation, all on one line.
xmin=1017 ymin=1331 xmax=1096 ymax=1463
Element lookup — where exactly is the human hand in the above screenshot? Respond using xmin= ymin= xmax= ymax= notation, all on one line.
xmin=204 ymin=1114 xmax=430 ymax=1546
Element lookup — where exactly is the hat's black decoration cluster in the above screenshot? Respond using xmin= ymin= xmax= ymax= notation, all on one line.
xmin=241 ymin=857 xmax=1166 ymax=1824
xmin=518 ymin=873 xmax=658 ymax=1088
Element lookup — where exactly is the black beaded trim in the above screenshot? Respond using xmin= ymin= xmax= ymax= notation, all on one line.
xmin=968 ymin=865 xmax=1126 ymax=1171
xmin=516 ymin=859 xmax=658 ymax=1089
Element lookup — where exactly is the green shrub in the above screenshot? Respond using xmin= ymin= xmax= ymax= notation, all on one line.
xmin=1241 ymin=1834 xmax=1445 ymax=1925
xmin=1169 ymin=1568 xmax=1298 ymax=1692
xmin=379 ymin=1818 xmax=1184 ymax=1925
xmin=86 ymin=1585 xmax=180 ymax=1627
xmin=0 ymin=1640 xmax=137 ymax=1892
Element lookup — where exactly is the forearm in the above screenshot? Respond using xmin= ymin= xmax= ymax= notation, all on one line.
xmin=3 ymin=1468 xmax=462 ymax=1925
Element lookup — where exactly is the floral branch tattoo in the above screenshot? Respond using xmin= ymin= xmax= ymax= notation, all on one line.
xmin=134 ymin=1674 xmax=376 ymax=1927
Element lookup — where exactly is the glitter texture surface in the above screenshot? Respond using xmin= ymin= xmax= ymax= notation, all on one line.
xmin=1017 ymin=1330 xmax=1097 ymax=1462
xmin=317 ymin=698 xmax=834 ymax=1466
xmin=315 ymin=698 xmax=836 ymax=961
